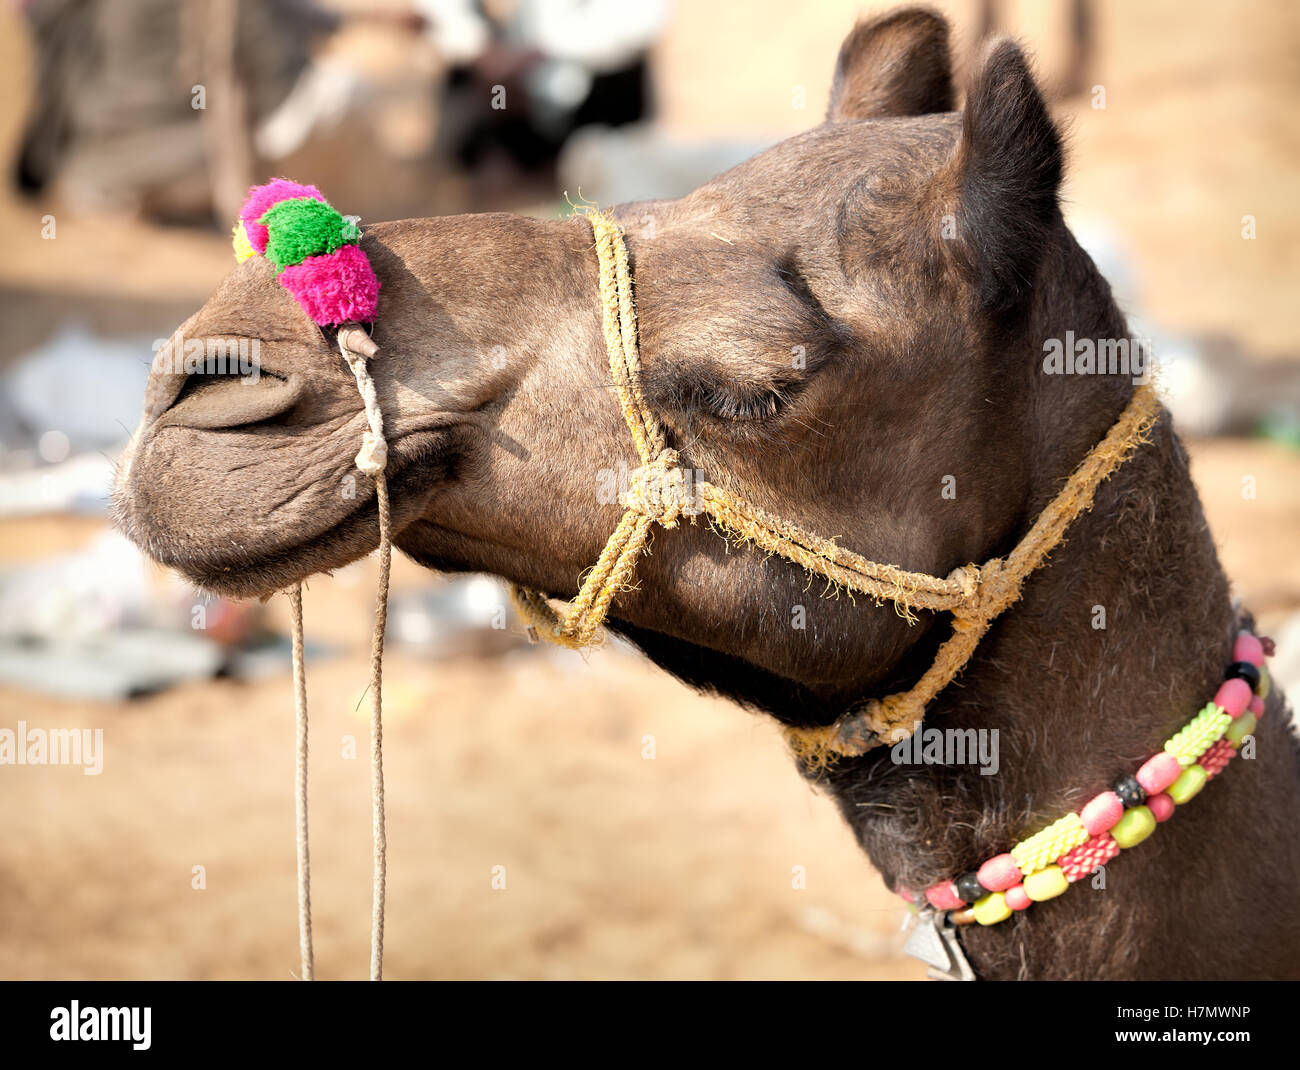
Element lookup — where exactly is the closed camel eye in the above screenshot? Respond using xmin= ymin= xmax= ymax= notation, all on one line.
xmin=696 ymin=381 xmax=790 ymax=422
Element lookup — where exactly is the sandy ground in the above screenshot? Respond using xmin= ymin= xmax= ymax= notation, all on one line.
xmin=0 ymin=543 xmax=920 ymax=981
xmin=0 ymin=1 xmax=1297 ymax=979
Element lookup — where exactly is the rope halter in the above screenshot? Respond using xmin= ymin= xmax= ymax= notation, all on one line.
xmin=512 ymin=210 xmax=1164 ymax=764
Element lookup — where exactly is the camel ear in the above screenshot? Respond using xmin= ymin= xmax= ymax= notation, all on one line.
xmin=827 ymin=8 xmax=954 ymax=121
xmin=944 ymin=39 xmax=1063 ymax=311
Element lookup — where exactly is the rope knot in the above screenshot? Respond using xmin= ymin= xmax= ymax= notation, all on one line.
xmin=946 ymin=564 xmax=981 ymax=603
xmin=622 ymin=448 xmax=699 ymax=528
xmin=956 ymin=557 xmax=1024 ymax=623
xmin=355 ymin=432 xmax=387 ymax=475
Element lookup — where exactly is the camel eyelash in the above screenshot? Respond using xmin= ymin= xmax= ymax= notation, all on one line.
xmin=706 ymin=385 xmax=787 ymax=422
xmin=689 ymin=378 xmax=799 ymax=423
xmin=649 ymin=345 xmax=823 ymax=427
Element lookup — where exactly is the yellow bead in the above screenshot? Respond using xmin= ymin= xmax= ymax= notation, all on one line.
xmin=1010 ymin=813 xmax=1088 ymax=877
xmin=1258 ymin=664 xmax=1271 ymax=698
xmin=972 ymin=891 xmax=1012 ymax=926
xmin=1168 ymin=765 xmax=1207 ymax=804
xmin=1163 ymin=704 xmax=1231 ymax=767
xmin=1226 ymin=712 xmax=1257 ymax=747
xmin=1023 ymin=864 xmax=1069 ymax=902
xmin=1112 ymin=805 xmax=1156 ymax=847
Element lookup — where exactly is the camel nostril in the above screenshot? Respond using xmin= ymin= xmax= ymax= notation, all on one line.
xmin=160 ymin=369 xmax=306 ymax=430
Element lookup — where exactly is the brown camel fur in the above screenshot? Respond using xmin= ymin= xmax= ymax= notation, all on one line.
xmin=115 ymin=8 xmax=1300 ymax=979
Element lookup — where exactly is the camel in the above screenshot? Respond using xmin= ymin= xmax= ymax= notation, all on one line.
xmin=115 ymin=8 xmax=1300 ymax=980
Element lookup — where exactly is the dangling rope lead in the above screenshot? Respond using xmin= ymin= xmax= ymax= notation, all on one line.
xmin=289 ymin=583 xmax=313 ymax=980
xmin=289 ymin=324 xmax=391 ymax=980
xmin=512 ymin=210 xmax=1164 ymax=763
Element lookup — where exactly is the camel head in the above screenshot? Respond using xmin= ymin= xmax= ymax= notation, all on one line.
xmin=117 ymin=9 xmax=1110 ymax=728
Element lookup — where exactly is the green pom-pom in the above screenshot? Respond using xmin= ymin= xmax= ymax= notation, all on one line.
xmin=260 ymin=197 xmax=352 ymax=272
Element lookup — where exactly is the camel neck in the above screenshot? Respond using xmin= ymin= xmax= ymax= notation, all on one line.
xmin=825 ymin=407 xmax=1300 ymax=978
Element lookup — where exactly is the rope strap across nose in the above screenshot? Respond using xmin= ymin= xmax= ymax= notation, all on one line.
xmin=512 ymin=211 xmax=1163 ymax=763
xmin=289 ymin=323 xmax=392 ymax=980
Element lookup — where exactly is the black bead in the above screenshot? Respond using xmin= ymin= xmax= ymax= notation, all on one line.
xmin=1226 ymin=660 xmax=1261 ymax=692
xmin=1114 ymin=774 xmax=1147 ymax=808
xmin=955 ymin=871 xmax=987 ymax=904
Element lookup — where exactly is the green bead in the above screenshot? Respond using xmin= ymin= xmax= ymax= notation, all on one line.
xmin=261 ymin=197 xmax=349 ymax=271
xmin=1226 ymin=712 xmax=1257 ymax=748
xmin=1258 ymin=664 xmax=1271 ymax=698
xmin=1024 ymin=864 xmax=1068 ymax=902
xmin=1112 ymin=805 xmax=1157 ymax=847
xmin=972 ymin=891 xmax=1012 ymax=926
xmin=1168 ymin=765 xmax=1208 ymax=804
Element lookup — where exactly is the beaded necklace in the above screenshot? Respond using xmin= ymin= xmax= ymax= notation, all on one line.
xmin=900 ymin=629 xmax=1273 ymax=976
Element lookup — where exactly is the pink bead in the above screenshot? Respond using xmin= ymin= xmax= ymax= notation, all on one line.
xmin=977 ymin=853 xmax=1022 ymax=892
xmin=1080 ymin=791 xmax=1124 ymax=836
xmin=1234 ymin=633 xmax=1265 ymax=668
xmin=1005 ymin=885 xmax=1032 ymax=911
xmin=1248 ymin=695 xmax=1264 ymax=717
xmin=1136 ymin=752 xmax=1182 ymax=794
xmin=896 ymin=886 xmax=916 ymax=904
xmin=1199 ymin=738 xmax=1235 ymax=780
xmin=1214 ymin=678 xmax=1252 ymax=718
xmin=925 ymin=880 xmax=964 ymax=911
xmin=1148 ymin=793 xmax=1175 ymax=822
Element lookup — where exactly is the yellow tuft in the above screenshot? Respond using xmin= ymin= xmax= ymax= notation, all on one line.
xmin=232 ymin=219 xmax=256 ymax=263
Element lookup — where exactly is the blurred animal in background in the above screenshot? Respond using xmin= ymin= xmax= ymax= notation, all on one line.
xmin=12 ymin=0 xmax=437 ymax=223
xmin=11 ymin=0 xmax=669 ymax=223
xmin=14 ymin=0 xmax=338 ymax=221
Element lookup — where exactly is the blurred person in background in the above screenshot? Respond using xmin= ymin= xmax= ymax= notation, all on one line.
xmin=422 ymin=0 xmax=667 ymax=196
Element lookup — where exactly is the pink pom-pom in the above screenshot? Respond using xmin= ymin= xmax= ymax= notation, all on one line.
xmin=1233 ymin=633 xmax=1265 ymax=668
xmin=1080 ymin=791 xmax=1124 ymax=836
xmin=278 ymin=244 xmax=380 ymax=325
xmin=924 ymin=880 xmax=964 ymax=911
xmin=1147 ymin=792 xmax=1175 ymax=822
xmin=240 ymin=178 xmax=324 ymax=254
xmin=1214 ymin=678 xmax=1252 ymax=718
xmin=1005 ymin=885 xmax=1031 ymax=911
xmin=1136 ymin=752 xmax=1182 ymax=794
xmin=977 ymin=853 xmax=1022 ymax=892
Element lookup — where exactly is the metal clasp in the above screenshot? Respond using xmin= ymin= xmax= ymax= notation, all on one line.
xmin=903 ymin=907 xmax=976 ymax=981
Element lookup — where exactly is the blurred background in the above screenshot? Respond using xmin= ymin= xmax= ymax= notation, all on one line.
xmin=0 ymin=0 xmax=1298 ymax=980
